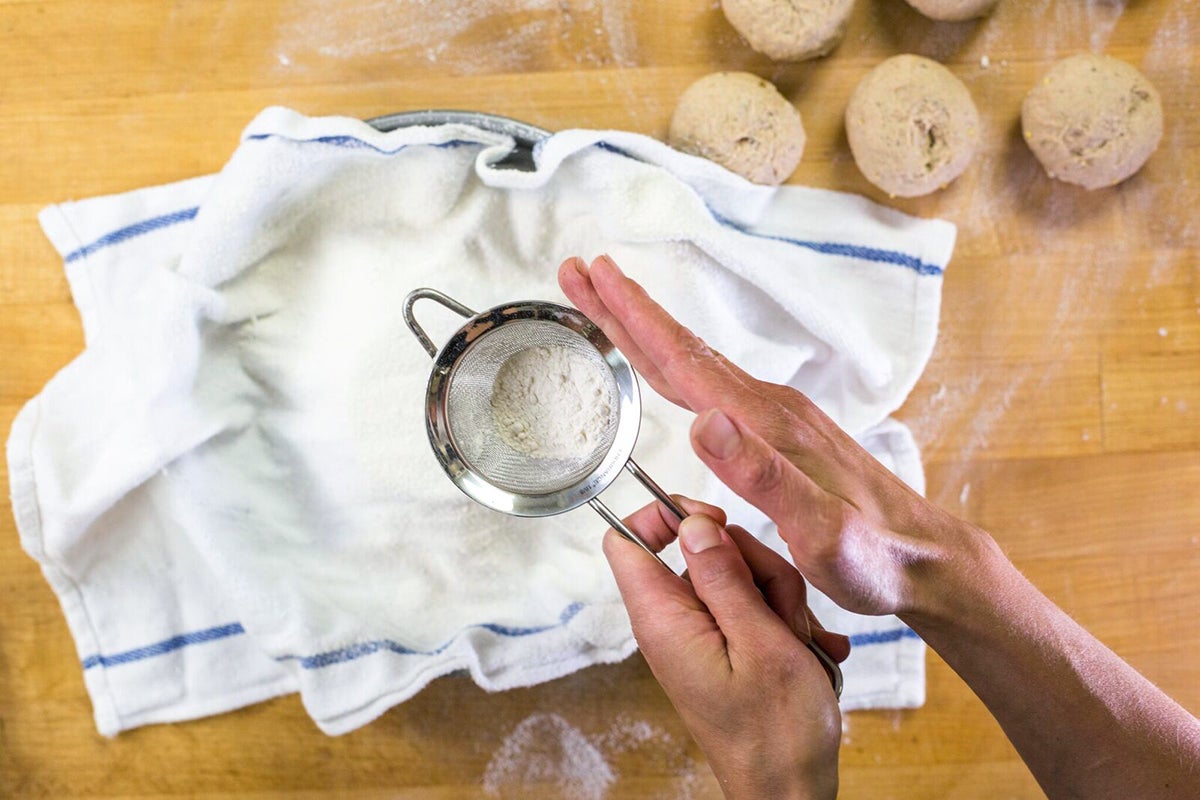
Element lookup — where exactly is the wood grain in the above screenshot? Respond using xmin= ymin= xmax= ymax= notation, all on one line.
xmin=2 ymin=0 xmax=1197 ymax=797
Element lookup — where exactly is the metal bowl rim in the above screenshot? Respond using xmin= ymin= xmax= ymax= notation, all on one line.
xmin=366 ymin=109 xmax=550 ymax=149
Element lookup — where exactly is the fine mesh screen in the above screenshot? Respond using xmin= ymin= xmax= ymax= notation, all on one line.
xmin=445 ymin=320 xmax=621 ymax=495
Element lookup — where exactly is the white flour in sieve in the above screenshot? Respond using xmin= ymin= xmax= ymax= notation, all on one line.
xmin=490 ymin=344 xmax=613 ymax=460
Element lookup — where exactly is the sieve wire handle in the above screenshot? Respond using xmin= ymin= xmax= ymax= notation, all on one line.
xmin=620 ymin=459 xmax=844 ymax=699
xmin=403 ymin=288 xmax=476 ymax=357
xmin=625 ymin=459 xmax=688 ymax=521
xmin=588 ymin=497 xmax=674 ymax=572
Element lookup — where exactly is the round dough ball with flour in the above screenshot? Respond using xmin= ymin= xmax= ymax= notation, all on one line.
xmin=903 ymin=0 xmax=999 ymax=22
xmin=845 ymin=55 xmax=980 ymax=198
xmin=669 ymin=72 xmax=805 ymax=185
xmin=1021 ymin=54 xmax=1163 ymax=190
xmin=722 ymin=0 xmax=855 ymax=61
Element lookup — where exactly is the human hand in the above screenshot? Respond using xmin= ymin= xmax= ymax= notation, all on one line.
xmin=565 ymin=255 xmax=1200 ymax=800
xmin=560 ymin=254 xmax=993 ymax=620
xmin=609 ymin=495 xmax=845 ymax=800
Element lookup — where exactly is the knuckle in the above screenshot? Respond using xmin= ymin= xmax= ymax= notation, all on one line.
xmin=691 ymin=555 xmax=759 ymax=612
xmin=815 ymin=497 xmax=850 ymax=538
xmin=763 ymin=384 xmax=814 ymax=421
xmin=692 ymin=548 xmax=741 ymax=592
xmin=741 ymin=444 xmax=788 ymax=494
xmin=781 ymin=499 xmax=848 ymax=560
xmin=660 ymin=326 xmax=712 ymax=380
xmin=679 ymin=327 xmax=714 ymax=358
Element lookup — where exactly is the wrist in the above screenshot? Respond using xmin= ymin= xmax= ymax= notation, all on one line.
xmin=897 ymin=515 xmax=1011 ymax=634
xmin=720 ymin=768 xmax=837 ymax=800
xmin=712 ymin=735 xmax=839 ymax=800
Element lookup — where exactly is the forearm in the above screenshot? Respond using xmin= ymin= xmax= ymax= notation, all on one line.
xmin=556 ymin=257 xmax=1200 ymax=797
xmin=901 ymin=526 xmax=1200 ymax=799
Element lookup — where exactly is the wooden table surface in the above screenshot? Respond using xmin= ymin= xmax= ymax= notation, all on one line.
xmin=2 ymin=1 xmax=1197 ymax=797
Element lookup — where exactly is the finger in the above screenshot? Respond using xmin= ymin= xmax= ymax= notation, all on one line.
xmin=613 ymin=495 xmax=728 ymax=553
xmin=602 ymin=529 xmax=733 ymax=679
xmin=690 ymin=409 xmax=840 ymax=573
xmin=724 ymin=524 xmax=811 ymax=641
xmin=557 ymin=257 xmax=683 ymax=407
xmin=801 ymin=607 xmax=853 ymax=663
xmin=726 ymin=524 xmax=853 ymax=662
xmin=810 ymin=621 xmax=852 ymax=664
xmin=675 ymin=514 xmax=797 ymax=662
xmin=587 ymin=254 xmax=775 ymax=417
xmin=602 ymin=527 xmax=694 ymax=622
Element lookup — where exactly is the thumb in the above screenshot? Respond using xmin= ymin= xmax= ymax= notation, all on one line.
xmin=677 ymin=514 xmax=795 ymax=660
xmin=690 ymin=408 xmax=839 ymax=567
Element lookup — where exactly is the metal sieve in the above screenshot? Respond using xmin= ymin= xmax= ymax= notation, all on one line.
xmin=403 ymin=287 xmax=683 ymax=569
xmin=402 ymin=288 xmax=842 ymax=697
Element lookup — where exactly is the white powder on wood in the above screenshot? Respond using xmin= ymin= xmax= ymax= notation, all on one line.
xmin=490 ymin=345 xmax=613 ymax=460
xmin=482 ymin=712 xmax=615 ymax=799
xmin=482 ymin=712 xmax=705 ymax=799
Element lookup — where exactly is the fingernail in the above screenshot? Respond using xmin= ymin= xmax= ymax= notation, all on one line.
xmin=679 ymin=514 xmax=723 ymax=553
xmin=593 ymin=253 xmax=623 ymax=275
xmin=572 ymin=256 xmax=589 ymax=277
xmin=695 ymin=409 xmax=741 ymax=460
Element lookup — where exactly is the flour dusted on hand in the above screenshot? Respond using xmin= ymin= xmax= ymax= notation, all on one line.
xmin=491 ymin=345 xmax=613 ymax=461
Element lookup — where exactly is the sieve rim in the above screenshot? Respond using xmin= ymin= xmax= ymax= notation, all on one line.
xmin=423 ymin=300 xmax=641 ymax=517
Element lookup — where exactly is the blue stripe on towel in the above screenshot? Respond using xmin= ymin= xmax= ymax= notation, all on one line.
xmin=79 ymin=613 xmax=920 ymax=672
xmin=80 ymin=622 xmax=246 ymax=670
xmin=276 ymin=602 xmax=588 ymax=670
xmin=848 ymin=627 xmax=922 ymax=647
xmin=59 ymin=136 xmax=943 ymax=277
xmin=244 ymin=130 xmax=944 ymax=277
xmin=588 ymin=141 xmax=945 ymax=277
xmin=709 ymin=211 xmax=945 ymax=277
xmin=63 ymin=206 xmax=199 ymax=264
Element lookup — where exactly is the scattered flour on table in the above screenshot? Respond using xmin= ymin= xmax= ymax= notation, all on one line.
xmin=482 ymin=713 xmax=615 ymax=799
xmin=483 ymin=713 xmax=708 ymax=799
xmin=1014 ymin=0 xmax=1127 ymax=56
xmin=273 ymin=0 xmax=638 ymax=72
xmin=902 ymin=0 xmax=1199 ymax=500
xmin=591 ymin=716 xmax=663 ymax=752
xmin=490 ymin=345 xmax=613 ymax=460
xmin=1085 ymin=0 xmax=1128 ymax=52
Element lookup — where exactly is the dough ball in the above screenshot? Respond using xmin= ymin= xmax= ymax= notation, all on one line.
xmin=903 ymin=0 xmax=999 ymax=22
xmin=721 ymin=0 xmax=856 ymax=62
xmin=845 ymin=54 xmax=980 ymax=198
xmin=669 ymin=71 xmax=806 ymax=185
xmin=1021 ymin=54 xmax=1163 ymax=190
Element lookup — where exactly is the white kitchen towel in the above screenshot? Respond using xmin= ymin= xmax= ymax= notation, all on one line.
xmin=9 ymin=106 xmax=953 ymax=736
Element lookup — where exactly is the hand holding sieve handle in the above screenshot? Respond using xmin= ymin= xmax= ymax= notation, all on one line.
xmin=402 ymin=287 xmax=840 ymax=697
xmin=620 ymin=459 xmax=844 ymax=699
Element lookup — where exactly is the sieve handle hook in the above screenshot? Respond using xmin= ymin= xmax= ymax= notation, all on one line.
xmin=403 ymin=288 xmax=476 ymax=357
xmin=618 ymin=459 xmax=845 ymax=699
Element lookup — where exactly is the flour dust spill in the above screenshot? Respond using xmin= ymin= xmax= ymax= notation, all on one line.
xmin=482 ymin=712 xmax=711 ymax=799
xmin=273 ymin=0 xmax=639 ymax=74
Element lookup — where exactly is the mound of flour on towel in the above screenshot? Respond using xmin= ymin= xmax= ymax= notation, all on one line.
xmin=491 ymin=345 xmax=613 ymax=459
